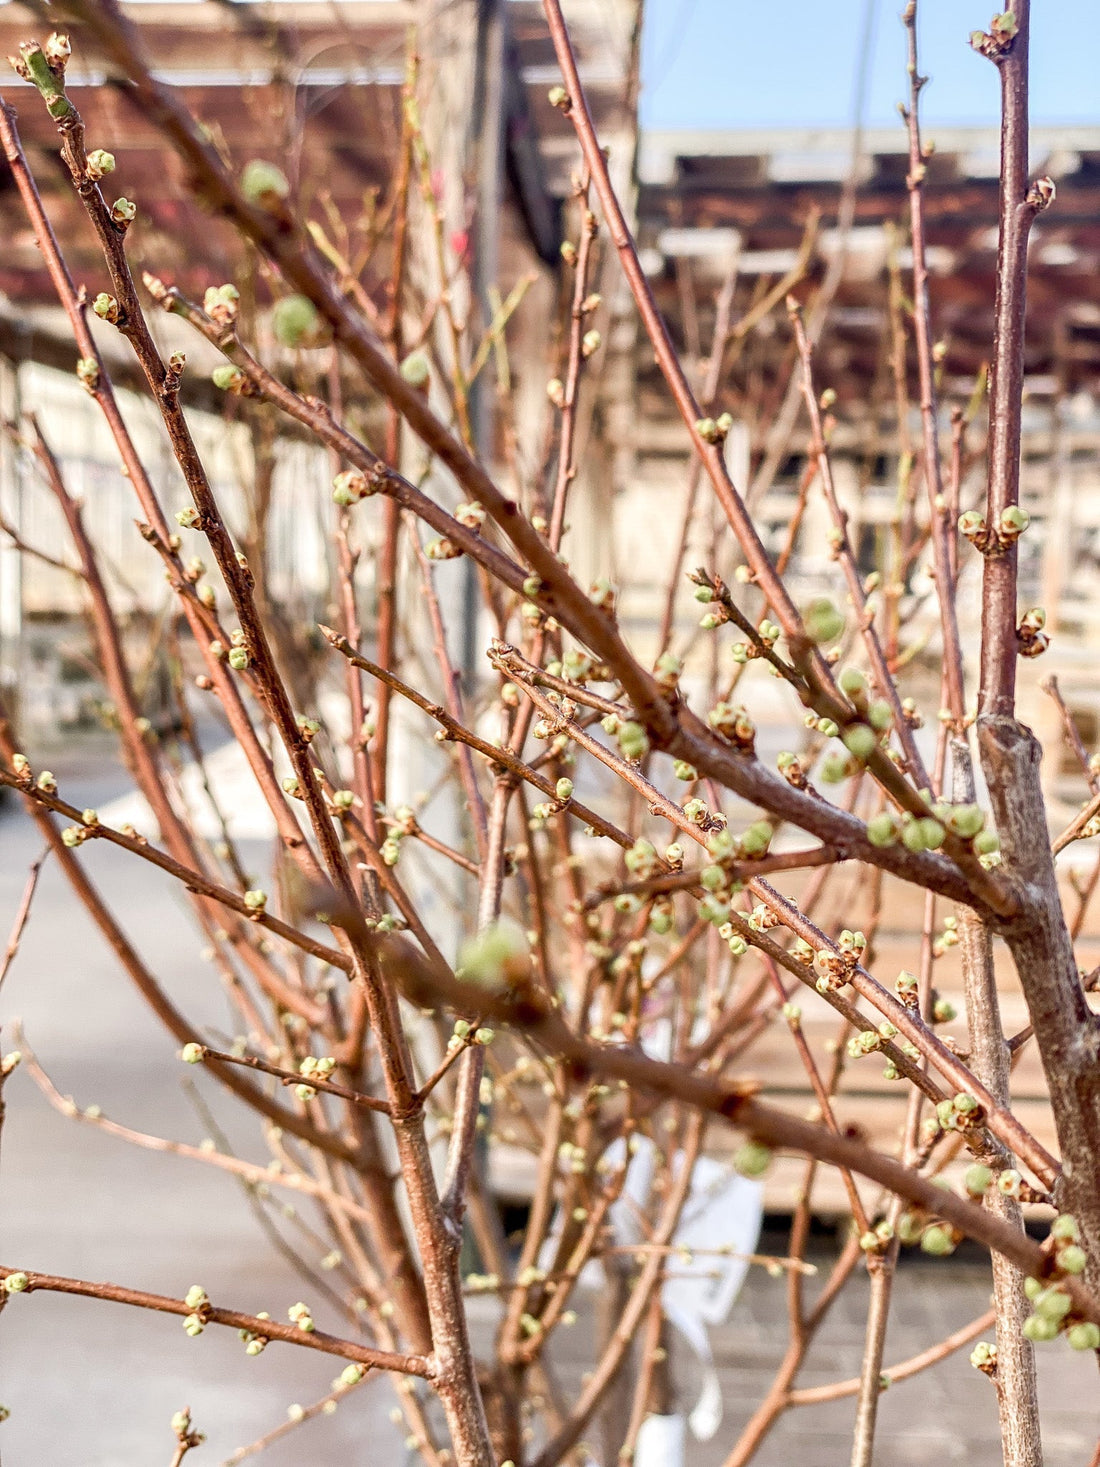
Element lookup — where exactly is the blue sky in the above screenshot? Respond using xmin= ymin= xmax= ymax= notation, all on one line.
xmin=640 ymin=0 xmax=1099 ymax=131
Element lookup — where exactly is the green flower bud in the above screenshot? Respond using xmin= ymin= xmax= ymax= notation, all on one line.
xmin=212 ymin=364 xmax=246 ymax=393
xmin=243 ymin=888 xmax=267 ymax=912
xmin=76 ymin=357 xmax=99 ymax=391
xmin=457 ymin=921 xmax=526 ymax=987
xmin=842 ymin=724 xmax=877 ymax=762
xmin=242 ymin=159 xmax=290 ymax=204
xmin=947 ymin=804 xmax=985 ymax=839
xmin=699 ymin=895 xmax=730 ymax=926
xmin=180 ymin=1043 xmax=205 ymax=1064
xmin=867 ymin=812 xmax=901 ymax=847
xmin=399 ymin=352 xmax=430 ymax=388
xmin=1051 ymin=1214 xmax=1079 ymax=1243
xmin=820 ymin=752 xmax=852 ymax=784
xmin=1067 ymin=1322 xmax=1100 ymax=1351
xmin=867 ymin=700 xmax=893 ymax=731
xmin=272 ymin=294 xmax=321 ymax=347
xmin=649 ymin=908 xmax=673 ymax=935
xmin=838 ymin=667 xmax=866 ymax=698
xmin=1034 ymin=1287 xmax=1072 ymax=1323
xmin=999 ymin=505 xmax=1030 ymax=539
xmin=920 ymin=1226 xmax=956 ymax=1257
xmin=733 ymin=1141 xmax=772 ymax=1177
xmin=1058 ymin=1245 xmax=1088 ymax=1275
xmin=618 ymin=722 xmax=650 ymax=761
xmin=86 ymin=148 xmax=115 ymax=179
xmin=3 ymin=1273 xmax=29 ymax=1293
xmin=1021 ymin=1313 xmax=1059 ymax=1343
xmin=965 ymin=1166 xmax=993 ymax=1198
xmin=740 ymin=821 xmax=773 ymax=856
xmin=920 ymin=818 xmax=945 ymax=849
xmin=804 ymin=598 xmax=844 ymax=644
xmin=555 ymin=777 xmax=574 ymax=801
xmin=228 ymin=647 xmax=249 ymax=671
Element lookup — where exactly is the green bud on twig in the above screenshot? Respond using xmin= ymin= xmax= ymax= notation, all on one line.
xmin=920 ymin=1226 xmax=956 ymax=1257
xmin=733 ymin=1141 xmax=772 ymax=1177
xmin=86 ymin=148 xmax=115 ymax=180
xmin=242 ymin=159 xmax=290 ymax=205
xmin=1021 ymin=1313 xmax=1059 ymax=1343
xmin=399 ymin=352 xmax=430 ymax=389
xmin=272 ymin=294 xmax=321 ymax=348
xmin=804 ymin=597 xmax=844 ymax=645
xmin=998 ymin=505 xmax=1030 ymax=540
xmin=1067 ymin=1322 xmax=1100 ymax=1351
xmin=92 ymin=293 xmax=121 ymax=325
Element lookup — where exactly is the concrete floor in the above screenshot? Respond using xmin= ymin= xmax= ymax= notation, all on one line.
xmin=1 ymin=748 xmax=1098 ymax=1465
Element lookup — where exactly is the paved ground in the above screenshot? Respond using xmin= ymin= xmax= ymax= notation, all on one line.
xmin=1 ymin=748 xmax=1098 ymax=1465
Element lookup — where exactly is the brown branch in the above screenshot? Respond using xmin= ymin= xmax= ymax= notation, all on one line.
xmin=380 ymin=946 xmax=1100 ymax=1324
xmin=0 ymin=769 xmax=341 ymax=1010
xmin=901 ymin=0 xmax=967 ymax=729
xmin=978 ymin=0 xmax=1044 ymax=720
xmin=786 ymin=1307 xmax=996 ymax=1405
xmin=190 ymin=1046 xmax=390 ymax=1115
xmin=0 ymin=846 xmax=47 ymax=992
xmin=0 ymin=1265 xmax=429 ymax=1377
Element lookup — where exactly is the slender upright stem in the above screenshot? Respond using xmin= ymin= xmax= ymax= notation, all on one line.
xmin=979 ymin=0 xmax=1036 ymax=720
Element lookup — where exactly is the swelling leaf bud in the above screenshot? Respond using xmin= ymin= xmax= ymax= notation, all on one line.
xmin=86 ymin=148 xmax=115 ymax=179
xmin=1067 ymin=1322 xmax=1100 ymax=1351
xmin=272 ymin=294 xmax=321 ymax=348
xmin=804 ymin=597 xmax=844 ymax=644
xmin=999 ymin=504 xmax=1030 ymax=539
xmin=733 ymin=1141 xmax=772 ymax=1177
xmin=920 ymin=1226 xmax=956 ymax=1257
xmin=400 ymin=352 xmax=431 ymax=389
xmin=242 ymin=159 xmax=290 ymax=204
